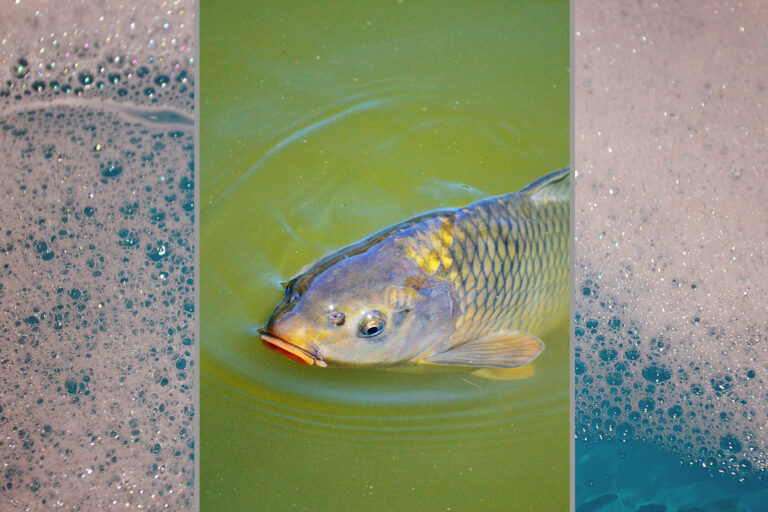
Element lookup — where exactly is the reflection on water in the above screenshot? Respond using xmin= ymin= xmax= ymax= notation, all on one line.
xmin=206 ymin=351 xmax=568 ymax=445
xmin=201 ymin=0 xmax=568 ymax=510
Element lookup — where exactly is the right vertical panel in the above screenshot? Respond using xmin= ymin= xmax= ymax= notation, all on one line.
xmin=574 ymin=2 xmax=768 ymax=510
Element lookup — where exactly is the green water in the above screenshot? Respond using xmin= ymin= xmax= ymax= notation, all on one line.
xmin=200 ymin=1 xmax=569 ymax=510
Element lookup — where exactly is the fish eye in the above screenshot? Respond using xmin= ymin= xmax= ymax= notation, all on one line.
xmin=358 ymin=310 xmax=386 ymax=338
xmin=329 ymin=310 xmax=345 ymax=326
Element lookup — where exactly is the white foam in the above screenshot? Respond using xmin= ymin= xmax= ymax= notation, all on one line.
xmin=0 ymin=1 xmax=195 ymax=509
xmin=575 ymin=0 xmax=768 ymax=479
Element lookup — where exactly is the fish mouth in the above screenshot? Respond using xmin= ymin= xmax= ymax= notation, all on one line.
xmin=260 ymin=333 xmax=327 ymax=367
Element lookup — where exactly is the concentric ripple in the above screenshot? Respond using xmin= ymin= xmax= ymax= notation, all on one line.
xmin=201 ymin=89 xmax=569 ymax=445
xmin=200 ymin=2 xmax=569 ymax=508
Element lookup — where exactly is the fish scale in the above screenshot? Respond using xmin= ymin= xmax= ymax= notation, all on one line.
xmin=398 ymin=170 xmax=570 ymax=350
xmin=262 ymin=167 xmax=569 ymax=369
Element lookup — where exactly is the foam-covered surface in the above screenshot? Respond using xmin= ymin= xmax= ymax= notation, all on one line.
xmin=0 ymin=1 xmax=195 ymax=509
xmin=0 ymin=1 xmax=194 ymax=109
xmin=575 ymin=0 xmax=768 ymax=495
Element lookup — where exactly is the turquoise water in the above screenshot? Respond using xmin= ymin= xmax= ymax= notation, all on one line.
xmin=574 ymin=281 xmax=768 ymax=512
xmin=576 ymin=439 xmax=768 ymax=512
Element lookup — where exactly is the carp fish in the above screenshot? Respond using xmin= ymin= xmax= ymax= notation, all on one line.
xmin=260 ymin=168 xmax=569 ymax=370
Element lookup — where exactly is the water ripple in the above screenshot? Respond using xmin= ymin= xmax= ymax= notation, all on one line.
xmin=215 ymin=96 xmax=391 ymax=203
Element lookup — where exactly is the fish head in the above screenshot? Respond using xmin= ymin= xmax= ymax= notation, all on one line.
xmin=261 ymin=243 xmax=456 ymax=367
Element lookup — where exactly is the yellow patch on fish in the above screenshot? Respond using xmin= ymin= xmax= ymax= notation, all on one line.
xmin=428 ymin=230 xmax=442 ymax=248
xmin=440 ymin=249 xmax=453 ymax=270
xmin=399 ymin=217 xmax=457 ymax=278
xmin=261 ymin=167 xmax=569 ymax=371
xmin=425 ymin=252 xmax=440 ymax=274
xmin=439 ymin=217 xmax=453 ymax=244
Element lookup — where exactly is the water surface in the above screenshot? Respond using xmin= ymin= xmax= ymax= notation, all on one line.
xmin=0 ymin=1 xmax=195 ymax=509
xmin=575 ymin=1 xmax=768 ymax=510
xmin=200 ymin=1 xmax=569 ymax=510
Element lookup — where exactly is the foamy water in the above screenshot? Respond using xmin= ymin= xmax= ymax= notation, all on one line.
xmin=575 ymin=0 xmax=768 ymax=488
xmin=0 ymin=1 xmax=195 ymax=509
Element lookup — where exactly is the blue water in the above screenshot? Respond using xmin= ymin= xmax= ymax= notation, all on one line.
xmin=576 ymin=439 xmax=768 ymax=512
xmin=574 ymin=277 xmax=768 ymax=512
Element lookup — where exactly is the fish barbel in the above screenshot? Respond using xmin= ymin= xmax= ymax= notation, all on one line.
xmin=261 ymin=168 xmax=569 ymax=369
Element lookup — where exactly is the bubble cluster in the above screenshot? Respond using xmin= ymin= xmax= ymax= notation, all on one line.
xmin=574 ymin=278 xmax=767 ymax=482
xmin=0 ymin=1 xmax=194 ymax=111
xmin=574 ymin=0 xmax=768 ymax=499
xmin=0 ymin=1 xmax=194 ymax=510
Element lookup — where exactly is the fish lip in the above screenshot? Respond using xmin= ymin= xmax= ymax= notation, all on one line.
xmin=260 ymin=332 xmax=327 ymax=367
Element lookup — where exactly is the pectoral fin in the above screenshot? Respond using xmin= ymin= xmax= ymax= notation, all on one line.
xmin=424 ymin=330 xmax=544 ymax=368
xmin=472 ymin=365 xmax=536 ymax=380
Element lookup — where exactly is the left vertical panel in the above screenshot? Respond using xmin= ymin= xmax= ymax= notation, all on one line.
xmin=0 ymin=1 xmax=196 ymax=509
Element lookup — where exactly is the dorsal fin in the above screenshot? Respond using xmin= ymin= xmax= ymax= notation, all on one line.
xmin=521 ymin=167 xmax=569 ymax=202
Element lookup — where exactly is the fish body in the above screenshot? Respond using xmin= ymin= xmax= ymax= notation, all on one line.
xmin=261 ymin=168 xmax=569 ymax=369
